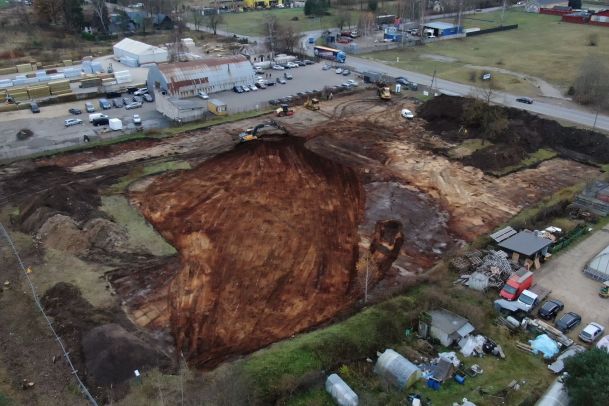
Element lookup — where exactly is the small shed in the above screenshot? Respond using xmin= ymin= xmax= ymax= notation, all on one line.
xmin=584 ymin=244 xmax=609 ymax=281
xmin=497 ymin=230 xmax=553 ymax=268
xmin=423 ymin=22 xmax=463 ymax=37
xmin=155 ymin=95 xmax=205 ymax=123
xmin=325 ymin=374 xmax=358 ymax=406
xmin=419 ymin=309 xmax=475 ymax=347
xmin=207 ymin=99 xmax=227 ymax=116
xmin=374 ymin=349 xmax=421 ymax=389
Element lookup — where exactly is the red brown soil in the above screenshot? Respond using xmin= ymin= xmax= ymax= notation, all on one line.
xmin=131 ymin=138 xmax=366 ymax=367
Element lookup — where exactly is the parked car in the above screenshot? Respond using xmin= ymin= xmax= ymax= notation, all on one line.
xmin=272 ymin=64 xmax=285 ymax=70
xmin=133 ymin=114 xmax=142 ymax=125
xmin=335 ymin=68 xmax=343 ymax=74
xmin=85 ymin=102 xmax=95 ymax=113
xmin=248 ymin=84 xmax=258 ymax=91
xmin=277 ymin=77 xmax=286 ymax=84
xmin=555 ymin=312 xmax=582 ymax=333
xmin=538 ymin=299 xmax=564 ymax=320
xmin=342 ymin=69 xmax=351 ymax=76
xmin=143 ymin=93 xmax=153 ymax=102
xmin=133 ymin=87 xmax=148 ymax=96
xmin=254 ymin=66 xmax=264 ymax=73
xmin=255 ymin=82 xmax=266 ymax=89
xmin=242 ymin=85 xmax=250 ymax=92
xmin=122 ymin=96 xmax=131 ymax=105
xmin=579 ymin=322 xmax=605 ymax=343
xmin=304 ymin=59 xmax=314 ymax=65
xmin=322 ymin=64 xmax=331 ymax=70
xmin=346 ymin=80 xmax=358 ymax=87
xmin=133 ymin=95 xmax=143 ymax=103
xmin=395 ymin=77 xmax=410 ymax=86
xmin=516 ymin=97 xmax=534 ymax=104
xmin=286 ymin=62 xmax=299 ymax=68
xmin=265 ymin=80 xmax=275 ymax=86
xmin=88 ymin=113 xmax=108 ymax=122
xmin=269 ymin=99 xmax=280 ymax=105
xmin=400 ymin=109 xmax=414 ymax=120
xmin=64 ymin=118 xmax=83 ymax=127
xmin=125 ymin=102 xmax=143 ymax=110
xmin=233 ymin=85 xmax=244 ymax=93
xmin=92 ymin=117 xmax=109 ymax=126
xmin=296 ymin=60 xmax=306 ymax=66
xmin=68 ymin=108 xmax=82 ymax=115
xmin=99 ymin=98 xmax=112 ymax=110
xmin=284 ymin=72 xmax=293 ymax=80
xmin=112 ymin=99 xmax=123 ymax=108
xmin=500 ymin=269 xmax=533 ymax=301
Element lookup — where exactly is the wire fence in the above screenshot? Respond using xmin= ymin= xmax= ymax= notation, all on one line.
xmin=0 ymin=222 xmax=98 ymax=406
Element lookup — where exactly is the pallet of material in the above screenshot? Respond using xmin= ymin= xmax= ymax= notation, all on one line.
xmin=51 ymin=89 xmax=72 ymax=96
xmin=16 ymin=63 xmax=34 ymax=73
xmin=0 ymin=67 xmax=17 ymax=75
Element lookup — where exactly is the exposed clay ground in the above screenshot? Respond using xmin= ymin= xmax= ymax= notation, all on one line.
xmin=0 ymin=90 xmax=602 ymax=402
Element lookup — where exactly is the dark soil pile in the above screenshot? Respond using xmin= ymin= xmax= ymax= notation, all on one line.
xmin=462 ymin=144 xmax=528 ymax=171
xmin=41 ymin=283 xmax=171 ymax=400
xmin=419 ymin=95 xmax=609 ymax=169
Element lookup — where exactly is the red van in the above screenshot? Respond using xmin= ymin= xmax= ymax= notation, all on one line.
xmin=500 ymin=269 xmax=533 ymax=301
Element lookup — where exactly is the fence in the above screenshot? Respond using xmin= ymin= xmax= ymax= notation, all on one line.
xmin=466 ymin=24 xmax=519 ymax=37
xmin=0 ymin=222 xmax=98 ymax=405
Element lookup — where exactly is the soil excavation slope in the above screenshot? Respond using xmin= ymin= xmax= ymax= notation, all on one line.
xmin=132 ymin=138 xmax=364 ymax=367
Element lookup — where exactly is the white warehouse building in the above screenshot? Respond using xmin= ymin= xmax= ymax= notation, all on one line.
xmin=113 ymin=38 xmax=169 ymax=66
xmin=146 ymin=55 xmax=255 ymax=98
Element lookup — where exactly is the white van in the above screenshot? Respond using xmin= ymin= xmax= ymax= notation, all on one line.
xmin=88 ymin=113 xmax=109 ymax=122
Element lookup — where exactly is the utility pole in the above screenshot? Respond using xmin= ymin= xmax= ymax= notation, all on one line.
xmin=500 ymin=0 xmax=507 ymax=26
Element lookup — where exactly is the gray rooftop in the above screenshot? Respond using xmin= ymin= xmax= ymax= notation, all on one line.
xmin=498 ymin=230 xmax=553 ymax=257
xmin=428 ymin=309 xmax=472 ymax=335
xmin=167 ymin=97 xmax=203 ymax=110
xmin=424 ymin=22 xmax=459 ymax=30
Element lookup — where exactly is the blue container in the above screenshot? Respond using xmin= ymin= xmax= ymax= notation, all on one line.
xmin=454 ymin=374 xmax=466 ymax=385
xmin=427 ymin=378 xmax=441 ymax=391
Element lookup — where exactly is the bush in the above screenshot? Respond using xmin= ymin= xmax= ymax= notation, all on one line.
xmin=469 ymin=71 xmax=477 ymax=82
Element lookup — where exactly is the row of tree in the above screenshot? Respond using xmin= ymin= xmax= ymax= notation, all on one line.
xmin=32 ymin=0 xmax=109 ymax=34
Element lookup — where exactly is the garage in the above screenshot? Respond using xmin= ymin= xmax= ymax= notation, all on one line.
xmin=112 ymin=38 xmax=169 ymax=66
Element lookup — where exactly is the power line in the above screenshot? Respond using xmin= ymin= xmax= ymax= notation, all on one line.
xmin=0 ymin=222 xmax=98 ymax=406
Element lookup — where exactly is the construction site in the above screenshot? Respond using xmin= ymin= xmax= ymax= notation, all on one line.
xmin=1 ymin=89 xmax=608 ymax=404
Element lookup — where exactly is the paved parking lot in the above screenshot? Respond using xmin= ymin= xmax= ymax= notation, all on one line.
xmin=535 ymin=225 xmax=609 ymax=339
xmin=210 ymin=62 xmax=358 ymax=112
xmin=0 ymin=97 xmax=166 ymax=160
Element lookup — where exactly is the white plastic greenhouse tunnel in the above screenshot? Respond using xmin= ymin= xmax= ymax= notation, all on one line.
xmin=325 ymin=373 xmax=359 ymax=406
xmin=374 ymin=349 xmax=421 ymax=389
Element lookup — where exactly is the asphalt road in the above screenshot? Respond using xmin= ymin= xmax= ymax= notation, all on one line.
xmin=0 ymin=97 xmax=166 ymax=161
xmin=344 ymin=56 xmax=609 ymax=132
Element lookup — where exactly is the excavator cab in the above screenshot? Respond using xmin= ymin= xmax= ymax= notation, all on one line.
xmin=304 ymin=98 xmax=320 ymax=111
xmin=377 ymin=85 xmax=391 ymax=101
xmin=238 ymin=128 xmax=258 ymax=143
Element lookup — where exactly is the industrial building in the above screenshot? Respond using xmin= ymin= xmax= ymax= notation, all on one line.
xmin=423 ymin=22 xmax=463 ymax=37
xmin=113 ymin=38 xmax=169 ymax=67
xmin=146 ymin=56 xmax=255 ymax=98
xmin=155 ymin=96 xmax=206 ymax=123
xmin=243 ymin=0 xmax=283 ymax=8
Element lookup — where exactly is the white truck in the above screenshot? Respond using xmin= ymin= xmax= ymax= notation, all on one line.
xmin=108 ymin=118 xmax=123 ymax=131
xmin=516 ymin=285 xmax=551 ymax=312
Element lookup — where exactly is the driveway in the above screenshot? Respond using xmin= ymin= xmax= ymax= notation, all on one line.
xmin=535 ymin=225 xmax=609 ymax=336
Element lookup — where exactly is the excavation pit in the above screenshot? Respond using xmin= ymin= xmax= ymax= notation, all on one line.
xmin=131 ymin=138 xmax=365 ymax=367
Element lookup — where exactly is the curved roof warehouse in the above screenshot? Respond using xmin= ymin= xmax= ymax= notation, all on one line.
xmin=147 ymin=56 xmax=255 ymax=98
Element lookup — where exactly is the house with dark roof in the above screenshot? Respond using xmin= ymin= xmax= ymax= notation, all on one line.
xmin=497 ymin=230 xmax=553 ymax=269
xmin=152 ymin=13 xmax=173 ymax=30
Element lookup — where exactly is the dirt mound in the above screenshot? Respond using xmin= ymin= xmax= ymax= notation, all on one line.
xmin=82 ymin=324 xmax=165 ymax=386
xmin=36 ymin=214 xmax=88 ymax=254
xmin=370 ymin=220 xmax=404 ymax=279
xmin=131 ymin=137 xmax=365 ymax=367
xmin=419 ymin=95 xmax=609 ymax=169
xmin=462 ymin=144 xmax=527 ymax=172
xmin=83 ymin=218 xmax=130 ymax=252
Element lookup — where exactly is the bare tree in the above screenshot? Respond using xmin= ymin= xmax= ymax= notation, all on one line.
xmin=276 ymin=23 xmax=302 ymax=54
xmin=91 ymin=0 xmax=109 ymax=34
xmin=263 ymin=13 xmax=279 ymax=56
xmin=335 ymin=9 xmax=351 ymax=31
xmin=204 ymin=11 xmax=224 ymax=35
xmin=465 ymin=80 xmax=508 ymax=144
xmin=573 ymin=55 xmax=609 ymax=128
xmin=192 ymin=8 xmax=201 ymax=31
xmin=356 ymin=251 xmax=378 ymax=304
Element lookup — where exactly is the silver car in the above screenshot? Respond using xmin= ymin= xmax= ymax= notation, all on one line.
xmin=64 ymin=118 xmax=83 ymax=127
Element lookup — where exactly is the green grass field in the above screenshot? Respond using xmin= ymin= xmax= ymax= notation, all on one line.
xmin=217 ymin=8 xmax=360 ymax=36
xmin=363 ymin=10 xmax=609 ymax=91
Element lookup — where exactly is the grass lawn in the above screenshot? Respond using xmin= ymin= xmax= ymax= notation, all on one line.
xmin=362 ymin=9 xmax=609 ymax=90
xmin=217 ymin=8 xmax=360 ymax=36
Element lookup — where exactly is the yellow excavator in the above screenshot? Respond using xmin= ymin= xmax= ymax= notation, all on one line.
xmin=304 ymin=97 xmax=320 ymax=111
xmin=377 ymin=84 xmax=391 ymax=101
xmin=238 ymin=121 xmax=285 ymax=143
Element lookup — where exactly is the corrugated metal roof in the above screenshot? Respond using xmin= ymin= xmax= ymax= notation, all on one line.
xmin=428 ymin=309 xmax=471 ymax=335
xmin=114 ymin=38 xmax=166 ymax=55
xmin=490 ymin=226 xmax=517 ymax=243
xmin=158 ymin=56 xmax=254 ymax=94
xmin=425 ymin=22 xmax=458 ymax=30
xmin=498 ymin=230 xmax=553 ymax=257
xmin=584 ymin=244 xmax=609 ymax=280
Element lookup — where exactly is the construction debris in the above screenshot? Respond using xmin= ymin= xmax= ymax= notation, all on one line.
xmin=523 ymin=319 xmax=574 ymax=348
xmin=529 ymin=334 xmax=560 ymax=359
xmin=454 ymin=250 xmax=517 ymax=290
